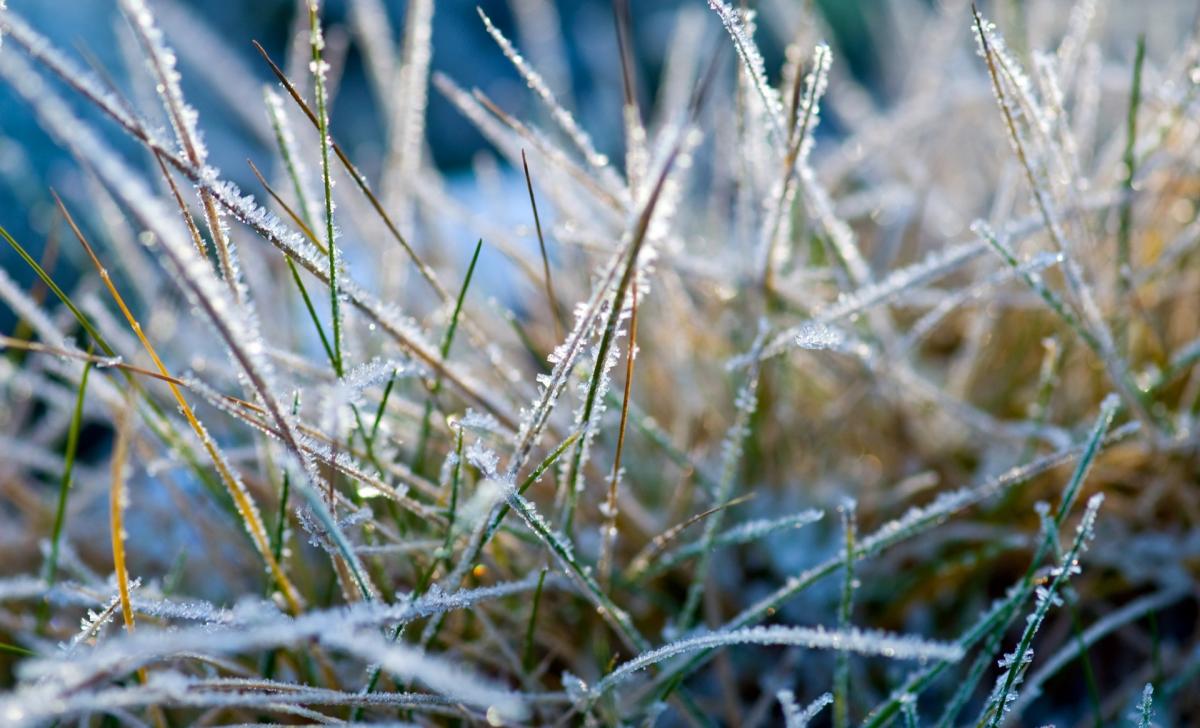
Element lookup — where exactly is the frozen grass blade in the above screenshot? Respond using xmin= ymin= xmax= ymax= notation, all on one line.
xmin=677 ymin=326 xmax=767 ymax=632
xmin=52 ymin=194 xmax=306 ymax=614
xmin=42 ymin=357 xmax=92 ymax=590
xmin=972 ymin=6 xmax=1155 ymax=431
xmin=561 ymin=129 xmax=692 ymax=536
xmin=307 ymin=0 xmax=343 ymax=378
xmin=477 ymin=7 xmax=614 ymax=179
xmin=590 ymin=625 xmax=963 ymax=700
xmin=522 ymin=149 xmax=564 ymax=339
xmin=780 ymin=690 xmax=833 ymax=728
xmin=106 ymin=396 xmax=149 ymax=693
xmin=120 ymin=0 xmax=241 ymax=299
xmin=247 ymin=159 xmax=336 ymax=366
xmin=251 ymin=39 xmax=458 ymax=311
xmin=1012 ymin=588 xmax=1184 ymax=717
xmin=863 ymin=395 xmax=1120 ymax=728
xmin=982 ymin=493 xmax=1105 ymax=727
xmin=598 ymin=282 xmax=638 ymax=585
xmin=413 ymin=238 xmax=483 ymax=476
xmin=834 ymin=500 xmax=858 ymax=728
xmin=706 ymin=0 xmax=784 ymax=143
xmin=760 ymin=42 xmax=831 ymax=292
xmin=1135 ymin=683 xmax=1154 ymax=728
xmin=380 ymin=0 xmax=433 ymax=226
xmin=657 ymin=409 xmax=1133 ymax=703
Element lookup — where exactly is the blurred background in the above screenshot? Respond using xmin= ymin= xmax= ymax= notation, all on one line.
xmin=0 ymin=0 xmax=880 ymax=322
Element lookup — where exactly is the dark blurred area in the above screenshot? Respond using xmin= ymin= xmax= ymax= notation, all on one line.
xmin=0 ymin=0 xmax=872 ymax=328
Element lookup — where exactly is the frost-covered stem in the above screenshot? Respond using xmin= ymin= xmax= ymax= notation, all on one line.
xmin=482 ymin=431 xmax=579 ymax=547
xmin=833 ymin=500 xmax=857 ymax=728
xmin=264 ymin=87 xmax=317 ymax=231
xmin=973 ymin=7 xmax=1156 ymax=432
xmin=502 ymin=487 xmax=650 ymax=653
xmin=43 ymin=358 xmax=91 ymax=589
xmin=109 ymin=405 xmax=134 ymax=635
xmin=984 ymin=494 xmax=1104 ymax=728
xmin=599 ymin=284 xmax=638 ymax=586
xmin=254 ymin=39 xmax=457 ymax=310
xmin=933 ymin=630 xmax=1004 ymax=728
xmin=477 ymin=8 xmax=618 ymax=187
xmin=382 ymin=0 xmax=433 ymax=227
xmin=591 ymin=625 xmax=963 ymax=700
xmin=120 ymin=0 xmax=240 ymax=300
xmin=677 ymin=327 xmax=766 ymax=632
xmin=29 ymin=67 xmax=372 ymax=603
xmin=308 ymin=1 xmax=342 ymax=378
xmin=760 ymin=43 xmax=830 ymax=292
xmin=107 ymin=401 xmax=147 ymax=689
xmin=706 ymin=0 xmax=784 ymax=144
xmin=561 ymin=140 xmax=684 ymax=537
xmin=779 ymin=690 xmax=832 ymax=728
xmin=59 ymin=204 xmax=305 ymax=615
xmin=421 ymin=430 xmax=580 ymax=650
xmin=1135 ymin=683 xmax=1154 ymax=728
xmin=654 ymin=412 xmax=1136 ymax=704
xmin=1013 ymin=589 xmax=1184 ymax=717
xmin=864 ymin=395 xmax=1118 ymax=728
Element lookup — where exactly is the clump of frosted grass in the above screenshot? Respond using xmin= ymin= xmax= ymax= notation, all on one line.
xmin=0 ymin=0 xmax=1197 ymax=725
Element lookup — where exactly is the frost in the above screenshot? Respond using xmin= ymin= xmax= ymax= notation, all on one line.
xmin=986 ymin=494 xmax=1105 ymax=727
xmin=0 ymin=1 xmax=1192 ymax=725
xmin=793 ymin=321 xmax=843 ymax=351
xmin=1134 ymin=683 xmax=1154 ymax=728
xmin=706 ymin=1 xmax=784 ymax=141
xmin=460 ymin=409 xmax=502 ymax=433
xmin=323 ymin=630 xmax=527 ymax=721
xmin=477 ymin=8 xmax=613 ymax=177
xmin=0 ymin=576 xmax=46 ymax=602
xmin=778 ymin=690 xmax=832 ymax=728
xmin=590 ymin=625 xmax=963 ymax=698
xmin=465 ymin=440 xmax=500 ymax=477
